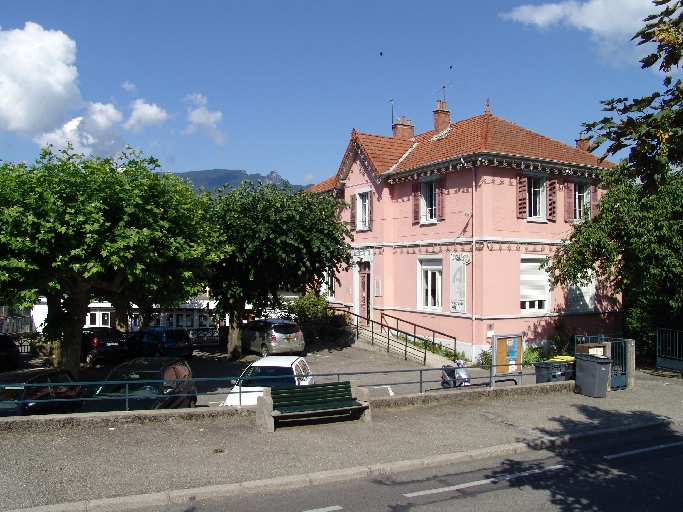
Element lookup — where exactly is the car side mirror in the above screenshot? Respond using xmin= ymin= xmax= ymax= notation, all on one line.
xmin=162 ymin=386 xmax=175 ymax=395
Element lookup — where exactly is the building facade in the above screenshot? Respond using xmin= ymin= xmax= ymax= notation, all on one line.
xmin=311 ymin=101 xmax=621 ymax=359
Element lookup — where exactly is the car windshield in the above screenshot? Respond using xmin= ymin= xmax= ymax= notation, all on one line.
xmin=238 ymin=366 xmax=295 ymax=387
xmin=98 ymin=371 xmax=160 ymax=396
xmin=0 ymin=386 xmax=23 ymax=409
xmin=273 ymin=324 xmax=300 ymax=334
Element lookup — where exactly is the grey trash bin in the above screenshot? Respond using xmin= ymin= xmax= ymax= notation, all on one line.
xmin=533 ymin=362 xmax=562 ymax=383
xmin=574 ymin=354 xmax=611 ymax=398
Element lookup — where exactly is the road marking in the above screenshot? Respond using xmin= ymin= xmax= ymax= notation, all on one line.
xmin=374 ymin=385 xmax=394 ymax=396
xmin=301 ymin=506 xmax=343 ymax=512
xmin=604 ymin=441 xmax=683 ymax=460
xmin=403 ymin=464 xmax=566 ymax=498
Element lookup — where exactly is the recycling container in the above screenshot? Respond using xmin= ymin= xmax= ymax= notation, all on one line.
xmin=533 ymin=361 xmax=562 ymax=383
xmin=574 ymin=354 xmax=611 ymax=398
xmin=549 ymin=356 xmax=576 ymax=380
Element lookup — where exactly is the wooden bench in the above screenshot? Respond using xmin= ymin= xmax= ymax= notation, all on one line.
xmin=256 ymin=380 xmax=371 ymax=432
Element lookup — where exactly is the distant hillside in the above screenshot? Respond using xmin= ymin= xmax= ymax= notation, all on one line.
xmin=177 ymin=169 xmax=311 ymax=193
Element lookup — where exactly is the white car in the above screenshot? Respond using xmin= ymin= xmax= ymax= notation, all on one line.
xmin=222 ymin=355 xmax=314 ymax=406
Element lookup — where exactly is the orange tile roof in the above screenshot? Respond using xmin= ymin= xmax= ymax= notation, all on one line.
xmin=310 ymin=110 xmax=611 ymax=192
xmin=308 ymin=174 xmax=337 ymax=193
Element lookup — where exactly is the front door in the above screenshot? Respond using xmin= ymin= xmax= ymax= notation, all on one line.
xmin=358 ymin=262 xmax=371 ymax=325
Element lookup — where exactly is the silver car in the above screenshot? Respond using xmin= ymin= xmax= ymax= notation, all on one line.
xmin=241 ymin=319 xmax=305 ymax=357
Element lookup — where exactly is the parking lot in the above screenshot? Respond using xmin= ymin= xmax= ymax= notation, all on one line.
xmin=17 ymin=335 xmax=531 ymax=412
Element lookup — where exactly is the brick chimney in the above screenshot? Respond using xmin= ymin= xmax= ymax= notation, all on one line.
xmin=433 ymin=100 xmax=450 ymax=133
xmin=392 ymin=115 xmax=414 ymax=140
xmin=575 ymin=132 xmax=590 ymax=152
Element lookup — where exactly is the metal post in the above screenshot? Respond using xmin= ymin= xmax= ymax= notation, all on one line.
xmin=125 ymin=383 xmax=129 ymax=411
xmin=419 ymin=370 xmax=423 ymax=394
xmin=489 ymin=362 xmax=495 ymax=388
xmin=404 ymin=337 xmax=408 ymax=361
xmin=371 ymin=319 xmax=374 ymax=345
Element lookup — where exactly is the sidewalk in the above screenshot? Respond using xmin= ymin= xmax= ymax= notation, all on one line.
xmin=3 ymin=370 xmax=683 ymax=511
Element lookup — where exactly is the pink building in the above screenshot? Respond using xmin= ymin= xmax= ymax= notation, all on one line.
xmin=310 ymin=101 xmax=621 ymax=360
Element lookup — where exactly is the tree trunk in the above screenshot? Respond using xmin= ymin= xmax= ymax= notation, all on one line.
xmin=59 ymin=286 xmax=91 ymax=378
xmin=227 ymin=306 xmax=243 ymax=360
xmin=112 ymin=297 xmax=131 ymax=332
xmin=138 ymin=303 xmax=155 ymax=329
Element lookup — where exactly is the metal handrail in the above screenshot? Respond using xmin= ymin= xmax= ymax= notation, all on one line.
xmin=324 ymin=307 xmax=430 ymax=364
xmin=379 ymin=311 xmax=458 ymax=357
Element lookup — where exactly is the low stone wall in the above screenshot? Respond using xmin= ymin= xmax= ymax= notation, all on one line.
xmin=0 ymin=381 xmax=573 ymax=433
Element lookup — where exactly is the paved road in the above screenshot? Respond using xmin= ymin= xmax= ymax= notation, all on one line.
xmin=2 ymin=369 xmax=683 ymax=511
xmin=145 ymin=425 xmax=683 ymax=511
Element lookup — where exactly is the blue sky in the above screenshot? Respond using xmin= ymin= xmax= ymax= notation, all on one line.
xmin=0 ymin=0 xmax=665 ymax=185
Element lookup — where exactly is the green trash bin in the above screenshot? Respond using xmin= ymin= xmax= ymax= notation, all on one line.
xmin=549 ymin=356 xmax=576 ymax=381
xmin=533 ymin=361 xmax=562 ymax=383
xmin=574 ymin=354 xmax=611 ymax=397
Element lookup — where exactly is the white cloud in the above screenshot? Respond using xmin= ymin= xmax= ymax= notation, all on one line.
xmin=183 ymin=93 xmax=208 ymax=106
xmin=34 ymin=101 xmax=125 ymax=156
xmin=500 ymin=0 xmax=656 ymax=63
xmin=303 ymin=173 xmax=314 ymax=184
xmin=0 ymin=22 xmax=82 ymax=133
xmin=121 ymin=81 xmax=136 ymax=92
xmin=183 ymin=96 xmax=226 ymax=147
xmin=123 ymin=98 xmax=169 ymax=132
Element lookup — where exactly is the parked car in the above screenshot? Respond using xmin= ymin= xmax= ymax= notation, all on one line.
xmin=0 ymin=368 xmax=82 ymax=416
xmin=92 ymin=357 xmax=197 ymax=411
xmin=0 ymin=334 xmax=21 ymax=373
xmin=241 ymin=319 xmax=305 ymax=357
xmin=81 ymin=327 xmax=126 ymax=366
xmin=222 ymin=355 xmax=313 ymax=406
xmin=135 ymin=327 xmax=194 ymax=359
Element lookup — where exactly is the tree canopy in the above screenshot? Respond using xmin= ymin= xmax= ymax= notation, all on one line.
xmin=547 ymin=1 xmax=683 ymax=351
xmin=0 ymin=146 xmax=216 ymax=374
xmin=208 ymin=181 xmax=352 ymax=358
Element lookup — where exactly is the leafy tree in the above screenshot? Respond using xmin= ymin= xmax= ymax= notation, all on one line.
xmin=208 ymin=181 xmax=352 ymax=359
xmin=0 ymin=146 xmax=215 ymax=375
xmin=547 ymin=1 xmax=683 ymax=352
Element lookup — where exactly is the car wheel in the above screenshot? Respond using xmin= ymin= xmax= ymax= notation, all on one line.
xmin=188 ymin=397 xmax=197 ymax=408
xmin=260 ymin=344 xmax=269 ymax=357
xmin=85 ymin=352 xmax=97 ymax=366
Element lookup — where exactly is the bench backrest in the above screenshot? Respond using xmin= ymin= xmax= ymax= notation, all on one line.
xmin=270 ymin=381 xmax=354 ymax=410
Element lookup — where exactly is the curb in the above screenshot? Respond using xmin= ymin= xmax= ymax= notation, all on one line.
xmin=8 ymin=418 xmax=680 ymax=512
xmin=0 ymin=381 xmax=573 ymax=433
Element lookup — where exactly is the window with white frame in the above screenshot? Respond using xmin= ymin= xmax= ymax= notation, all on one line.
xmin=574 ymin=182 xmax=590 ymax=221
xmin=520 ymin=256 xmax=550 ymax=311
xmin=325 ymin=269 xmax=335 ymax=299
xmin=419 ymin=258 xmax=442 ymax=309
xmin=527 ymin=176 xmax=545 ymax=220
xmin=357 ymin=192 xmax=369 ymax=230
xmin=567 ymin=280 xmax=594 ymax=312
xmin=421 ymin=180 xmax=437 ymax=222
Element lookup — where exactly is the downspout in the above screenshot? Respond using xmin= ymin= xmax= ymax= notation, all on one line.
xmin=471 ymin=162 xmax=476 ymax=358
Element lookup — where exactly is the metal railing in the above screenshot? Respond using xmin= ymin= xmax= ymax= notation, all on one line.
xmin=324 ymin=307 xmax=430 ymax=364
xmin=0 ymin=361 xmax=568 ymax=413
xmin=656 ymin=327 xmax=683 ymax=371
xmin=378 ymin=312 xmax=458 ymax=358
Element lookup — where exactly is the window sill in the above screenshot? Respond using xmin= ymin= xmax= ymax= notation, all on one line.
xmin=418 ymin=305 xmax=443 ymax=311
xmin=356 ymin=227 xmax=370 ymax=232
xmin=525 ymin=218 xmax=548 ymax=224
xmin=419 ymin=220 xmax=438 ymax=226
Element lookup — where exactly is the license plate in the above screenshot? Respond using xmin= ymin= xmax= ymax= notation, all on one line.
xmin=177 ymin=342 xmax=186 ymax=347
xmin=285 ymin=337 xmax=295 ymax=342
xmin=106 ymin=342 xmax=118 ymax=347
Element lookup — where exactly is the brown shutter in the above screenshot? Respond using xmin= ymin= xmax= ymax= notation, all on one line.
xmin=412 ymin=182 xmax=420 ymax=224
xmin=367 ymin=192 xmax=373 ymax=230
xmin=590 ymin=184 xmax=598 ymax=218
xmin=546 ymin=179 xmax=557 ymax=221
xmin=350 ymin=194 xmax=356 ymax=230
xmin=564 ymin=181 xmax=574 ymax=222
xmin=436 ymin=177 xmax=446 ymax=221
xmin=516 ymin=174 xmax=527 ymax=219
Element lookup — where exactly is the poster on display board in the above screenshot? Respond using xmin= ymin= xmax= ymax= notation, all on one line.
xmin=492 ymin=334 xmax=523 ymax=375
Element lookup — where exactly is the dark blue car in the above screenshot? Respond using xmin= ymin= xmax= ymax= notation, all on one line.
xmin=131 ymin=327 xmax=194 ymax=359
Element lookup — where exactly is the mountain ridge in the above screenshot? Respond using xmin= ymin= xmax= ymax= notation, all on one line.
xmin=177 ymin=169 xmax=312 ymax=192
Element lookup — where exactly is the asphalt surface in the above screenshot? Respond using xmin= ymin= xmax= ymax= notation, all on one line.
xmin=3 ymin=342 xmax=683 ymax=511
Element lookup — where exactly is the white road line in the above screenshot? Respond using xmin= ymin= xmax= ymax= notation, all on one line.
xmin=374 ymin=385 xmax=395 ymax=396
xmin=301 ymin=506 xmax=343 ymax=512
xmin=604 ymin=441 xmax=683 ymax=460
xmin=403 ymin=464 xmax=566 ymax=498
